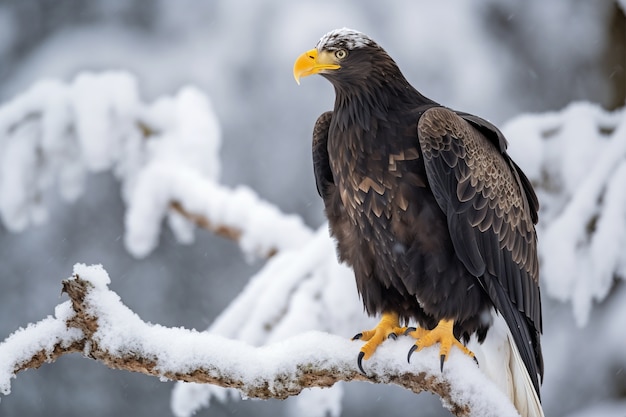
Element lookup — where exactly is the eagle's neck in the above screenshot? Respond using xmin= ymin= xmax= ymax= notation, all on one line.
xmin=331 ymin=72 xmax=431 ymax=132
xmin=333 ymin=86 xmax=387 ymax=131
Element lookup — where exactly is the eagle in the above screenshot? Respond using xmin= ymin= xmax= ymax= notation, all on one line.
xmin=294 ymin=28 xmax=544 ymax=417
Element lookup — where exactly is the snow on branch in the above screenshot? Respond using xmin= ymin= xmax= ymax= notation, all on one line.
xmin=125 ymin=161 xmax=313 ymax=259
xmin=504 ymin=102 xmax=626 ymax=325
xmin=0 ymin=71 xmax=312 ymax=260
xmin=0 ymin=264 xmax=519 ymax=417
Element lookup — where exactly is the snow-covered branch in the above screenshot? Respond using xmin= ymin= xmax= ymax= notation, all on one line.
xmin=0 ymin=71 xmax=312 ymax=261
xmin=0 ymin=264 xmax=519 ymax=417
xmin=125 ymin=161 xmax=313 ymax=259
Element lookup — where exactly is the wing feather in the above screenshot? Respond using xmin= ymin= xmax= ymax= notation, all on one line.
xmin=312 ymin=111 xmax=334 ymax=197
xmin=417 ymin=107 xmax=543 ymax=395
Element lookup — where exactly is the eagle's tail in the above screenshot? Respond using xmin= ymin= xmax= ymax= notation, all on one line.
xmin=471 ymin=312 xmax=544 ymax=417
xmin=507 ymin=327 xmax=544 ymax=417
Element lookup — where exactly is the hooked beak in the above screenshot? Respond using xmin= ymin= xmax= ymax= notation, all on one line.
xmin=293 ymin=48 xmax=340 ymax=85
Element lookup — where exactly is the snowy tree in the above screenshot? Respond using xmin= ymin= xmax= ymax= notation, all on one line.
xmin=0 ymin=1 xmax=624 ymax=417
xmin=0 ymin=71 xmax=625 ymax=417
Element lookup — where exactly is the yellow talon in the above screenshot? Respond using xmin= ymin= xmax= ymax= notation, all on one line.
xmin=353 ymin=312 xmax=407 ymax=372
xmin=406 ymin=319 xmax=476 ymax=371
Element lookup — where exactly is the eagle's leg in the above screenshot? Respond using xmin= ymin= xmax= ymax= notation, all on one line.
xmin=352 ymin=311 xmax=407 ymax=373
xmin=406 ymin=319 xmax=476 ymax=371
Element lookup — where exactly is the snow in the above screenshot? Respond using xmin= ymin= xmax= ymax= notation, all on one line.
xmin=287 ymin=387 xmax=344 ymax=417
xmin=0 ymin=70 xmax=313 ymax=261
xmin=171 ymin=383 xmax=222 ymax=417
xmin=141 ymin=86 xmax=221 ymax=180
xmin=73 ymin=263 xmax=111 ymax=289
xmin=170 ymin=226 xmax=362 ymax=416
xmin=0 ymin=263 xmax=515 ymax=416
xmin=0 ymin=73 xmax=143 ymax=231
xmin=70 ymin=72 xmax=141 ymax=172
xmin=442 ymin=350 xmax=521 ymax=417
xmin=207 ymin=227 xmax=356 ymax=343
xmin=72 ymin=267 xmax=257 ymax=377
xmin=0 ymin=301 xmax=82 ymax=396
xmin=124 ymin=162 xmax=313 ymax=258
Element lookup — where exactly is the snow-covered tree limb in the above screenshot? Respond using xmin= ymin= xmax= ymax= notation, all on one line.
xmin=0 ymin=71 xmax=314 ymax=260
xmin=125 ymin=161 xmax=313 ymax=259
xmin=169 ymin=201 xmax=249 ymax=251
xmin=0 ymin=264 xmax=519 ymax=417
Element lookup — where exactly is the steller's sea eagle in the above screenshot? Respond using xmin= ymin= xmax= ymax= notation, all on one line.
xmin=294 ymin=28 xmax=544 ymax=417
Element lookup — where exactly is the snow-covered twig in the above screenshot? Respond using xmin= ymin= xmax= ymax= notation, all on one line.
xmin=124 ymin=161 xmax=313 ymax=259
xmin=169 ymin=200 xmax=251 ymax=249
xmin=0 ymin=302 xmax=84 ymax=394
xmin=0 ymin=264 xmax=519 ymax=417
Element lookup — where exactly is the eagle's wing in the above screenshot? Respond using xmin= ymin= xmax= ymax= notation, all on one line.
xmin=312 ymin=111 xmax=334 ymax=198
xmin=417 ymin=106 xmax=543 ymax=393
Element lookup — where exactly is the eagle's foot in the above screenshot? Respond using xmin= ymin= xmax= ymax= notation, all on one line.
xmin=406 ymin=319 xmax=476 ymax=371
xmin=353 ymin=312 xmax=407 ymax=374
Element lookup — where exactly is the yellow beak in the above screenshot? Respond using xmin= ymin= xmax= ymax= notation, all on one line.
xmin=293 ymin=48 xmax=340 ymax=85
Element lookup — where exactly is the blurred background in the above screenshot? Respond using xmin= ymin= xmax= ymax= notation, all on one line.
xmin=0 ymin=0 xmax=624 ymax=416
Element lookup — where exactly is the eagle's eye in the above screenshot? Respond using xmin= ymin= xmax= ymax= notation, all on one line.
xmin=334 ymin=49 xmax=347 ymax=60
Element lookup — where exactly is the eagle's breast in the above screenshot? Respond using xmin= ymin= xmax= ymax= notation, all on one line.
xmin=328 ymin=119 xmax=424 ymax=236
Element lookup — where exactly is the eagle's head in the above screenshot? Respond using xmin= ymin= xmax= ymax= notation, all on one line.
xmin=293 ymin=28 xmax=425 ymax=129
xmin=293 ymin=28 xmax=395 ymax=88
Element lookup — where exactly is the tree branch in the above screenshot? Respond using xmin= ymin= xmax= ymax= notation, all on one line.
xmin=124 ymin=162 xmax=314 ymax=259
xmin=0 ymin=265 xmax=519 ymax=417
xmin=168 ymin=201 xmax=279 ymax=258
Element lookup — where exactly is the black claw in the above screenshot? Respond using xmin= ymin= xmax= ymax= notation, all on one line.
xmin=357 ymin=351 xmax=366 ymax=374
xmin=352 ymin=332 xmax=363 ymax=341
xmin=407 ymin=344 xmax=417 ymax=363
xmin=473 ymin=356 xmax=479 ymax=367
xmin=440 ymin=354 xmax=446 ymax=372
xmin=388 ymin=333 xmax=397 ymax=340
xmin=404 ymin=327 xmax=416 ymax=336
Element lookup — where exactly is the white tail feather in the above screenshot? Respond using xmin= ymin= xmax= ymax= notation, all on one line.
xmin=470 ymin=312 xmax=544 ymax=417
xmin=507 ymin=329 xmax=544 ymax=417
